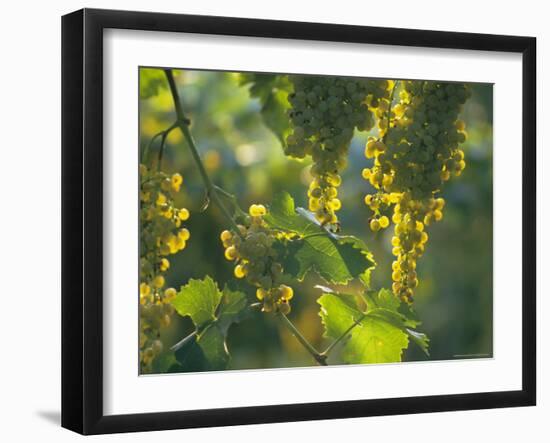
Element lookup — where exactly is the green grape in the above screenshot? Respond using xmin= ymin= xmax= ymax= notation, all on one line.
xmin=369 ymin=218 xmax=381 ymax=232
xmin=286 ymin=75 xmax=392 ymax=226
xmin=220 ymin=205 xmax=293 ymax=314
xmin=362 ymin=80 xmax=471 ymax=303
xmin=138 ymin=163 xmax=190 ymax=372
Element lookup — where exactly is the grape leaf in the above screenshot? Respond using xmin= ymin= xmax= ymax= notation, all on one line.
xmin=238 ymin=73 xmax=292 ymax=145
xmin=172 ymin=277 xmax=250 ymax=371
xmin=139 ymin=68 xmax=167 ymax=99
xmin=318 ymin=293 xmax=408 ymax=363
xmin=174 ymin=327 xmax=229 ymax=372
xmin=318 ymin=288 xmax=429 ymax=364
xmin=172 ymin=276 xmax=221 ymax=328
xmin=265 ymin=192 xmax=375 ymax=285
xmin=238 ymin=73 xmax=279 ymax=101
xmin=283 ymin=237 xmax=373 ymax=284
xmin=365 ymin=289 xmax=429 ymax=355
xmin=364 ymin=289 xmax=423 ymax=329
xmin=406 ymin=328 xmax=430 ymax=356
xmin=264 ymin=191 xmax=319 ymax=235
xmin=217 ymin=286 xmax=249 ymax=333
xmin=364 ymin=288 xmax=400 ymax=311
xmin=261 ymin=89 xmax=293 ymax=145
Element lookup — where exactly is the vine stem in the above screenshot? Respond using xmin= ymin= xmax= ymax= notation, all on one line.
xmin=214 ymin=185 xmax=248 ymax=218
xmin=156 ymin=123 xmax=178 ymax=171
xmin=278 ymin=312 xmax=327 ymax=366
xmin=142 ymin=131 xmax=161 ymax=164
xmin=163 ymin=69 xmax=244 ymax=237
xmin=142 ymin=123 xmax=178 ymax=168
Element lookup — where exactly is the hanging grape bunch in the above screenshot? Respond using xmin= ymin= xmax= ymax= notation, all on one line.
xmin=220 ymin=204 xmax=293 ymax=314
xmin=285 ymin=75 xmax=392 ymax=227
xmin=139 ymin=163 xmax=191 ymax=372
xmin=362 ymin=80 xmax=470 ymax=303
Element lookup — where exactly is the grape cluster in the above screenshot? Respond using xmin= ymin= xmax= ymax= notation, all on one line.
xmin=285 ymin=75 xmax=392 ymax=226
xmin=362 ymin=80 xmax=470 ymax=303
xmin=220 ymin=204 xmax=293 ymax=314
xmin=139 ymin=163 xmax=190 ymax=372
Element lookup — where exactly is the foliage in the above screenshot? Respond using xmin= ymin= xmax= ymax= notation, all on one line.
xmin=139 ymin=68 xmax=167 ymax=99
xmin=172 ymin=277 xmax=250 ymax=371
xmin=318 ymin=288 xmax=428 ymax=364
xmin=265 ymin=192 xmax=375 ymax=285
xmin=238 ymin=73 xmax=293 ymax=145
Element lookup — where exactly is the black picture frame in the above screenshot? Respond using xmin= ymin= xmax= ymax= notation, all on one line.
xmin=61 ymin=8 xmax=537 ymax=435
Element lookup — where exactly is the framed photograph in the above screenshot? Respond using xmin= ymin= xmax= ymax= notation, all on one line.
xmin=61 ymin=8 xmax=536 ymax=435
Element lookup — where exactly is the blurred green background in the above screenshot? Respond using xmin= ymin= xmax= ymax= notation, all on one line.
xmin=139 ymin=68 xmax=493 ymax=370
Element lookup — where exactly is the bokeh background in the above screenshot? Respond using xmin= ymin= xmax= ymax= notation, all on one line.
xmin=139 ymin=68 xmax=493 ymax=370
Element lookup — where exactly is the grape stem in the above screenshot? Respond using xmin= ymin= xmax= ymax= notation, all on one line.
xmin=142 ymin=123 xmax=177 ymax=167
xmin=142 ymin=131 xmax=161 ymax=164
xmin=156 ymin=123 xmax=178 ymax=171
xmin=214 ymin=185 xmax=248 ymax=218
xmin=163 ymin=69 xmax=245 ymax=238
xmin=300 ymin=232 xmax=330 ymax=240
xmin=278 ymin=312 xmax=327 ymax=366
xmin=382 ymin=80 xmax=399 ymax=144
xmin=170 ymin=329 xmax=198 ymax=352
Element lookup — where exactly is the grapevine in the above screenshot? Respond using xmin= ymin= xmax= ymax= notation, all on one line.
xmin=136 ymin=67 xmax=481 ymax=373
